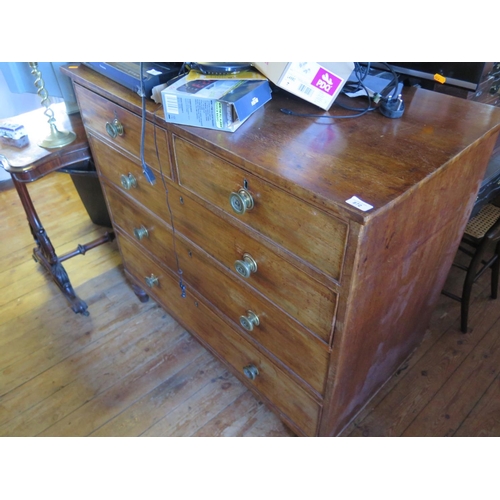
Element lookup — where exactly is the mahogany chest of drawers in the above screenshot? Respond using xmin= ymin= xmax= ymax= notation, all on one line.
xmin=64 ymin=65 xmax=500 ymax=436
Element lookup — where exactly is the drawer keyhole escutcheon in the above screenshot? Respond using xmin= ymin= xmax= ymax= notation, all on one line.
xmin=145 ymin=274 xmax=159 ymax=288
xmin=105 ymin=118 xmax=124 ymax=138
xmin=243 ymin=364 xmax=259 ymax=380
xmin=240 ymin=310 xmax=260 ymax=332
xmin=234 ymin=253 xmax=257 ymax=278
xmin=134 ymin=225 xmax=149 ymax=241
xmin=121 ymin=173 xmax=137 ymax=190
xmin=229 ymin=188 xmax=254 ymax=215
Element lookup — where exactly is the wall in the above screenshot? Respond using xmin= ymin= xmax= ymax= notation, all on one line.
xmin=0 ymin=65 xmax=61 ymax=182
xmin=0 ymin=68 xmax=41 ymax=119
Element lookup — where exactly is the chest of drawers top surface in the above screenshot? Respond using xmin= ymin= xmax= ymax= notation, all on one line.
xmin=64 ymin=65 xmax=500 ymax=224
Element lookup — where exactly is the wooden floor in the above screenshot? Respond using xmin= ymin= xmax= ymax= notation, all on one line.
xmin=1 ymin=172 xmax=499 ymax=437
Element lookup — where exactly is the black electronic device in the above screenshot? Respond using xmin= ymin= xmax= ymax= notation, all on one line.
xmin=82 ymin=62 xmax=181 ymax=97
xmin=369 ymin=62 xmax=486 ymax=91
xmin=188 ymin=62 xmax=252 ymax=75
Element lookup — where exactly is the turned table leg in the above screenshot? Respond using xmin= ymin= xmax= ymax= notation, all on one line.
xmin=12 ymin=178 xmax=89 ymax=316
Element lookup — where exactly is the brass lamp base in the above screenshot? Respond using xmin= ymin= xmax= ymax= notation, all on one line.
xmin=38 ymin=123 xmax=76 ymax=149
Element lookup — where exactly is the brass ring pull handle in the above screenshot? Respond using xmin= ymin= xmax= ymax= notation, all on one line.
xmin=243 ymin=364 xmax=259 ymax=380
xmin=105 ymin=118 xmax=124 ymax=138
xmin=229 ymin=188 xmax=254 ymax=215
xmin=239 ymin=310 xmax=260 ymax=332
xmin=145 ymin=274 xmax=159 ymax=288
xmin=133 ymin=225 xmax=149 ymax=241
xmin=120 ymin=173 xmax=137 ymax=190
xmin=234 ymin=253 xmax=257 ymax=278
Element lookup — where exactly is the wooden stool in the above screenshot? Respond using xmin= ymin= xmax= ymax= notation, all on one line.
xmin=0 ymin=103 xmax=114 ymax=316
xmin=443 ymin=203 xmax=500 ymax=333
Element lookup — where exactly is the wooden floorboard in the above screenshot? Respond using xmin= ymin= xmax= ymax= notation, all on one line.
xmin=454 ymin=374 xmax=500 ymax=436
xmin=1 ymin=173 xmax=499 ymax=437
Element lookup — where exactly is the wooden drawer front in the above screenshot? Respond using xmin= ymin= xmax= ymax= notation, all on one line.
xmin=174 ymin=235 xmax=330 ymax=395
xmin=74 ymin=83 xmax=172 ymax=178
xmin=89 ymin=136 xmax=169 ymax=217
xmin=173 ymin=136 xmax=348 ymax=281
xmin=102 ymin=182 xmax=177 ymax=272
xmin=167 ymin=183 xmax=337 ymax=343
xmin=117 ymin=232 xmax=321 ymax=436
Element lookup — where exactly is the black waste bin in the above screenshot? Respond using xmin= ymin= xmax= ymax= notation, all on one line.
xmin=59 ymin=159 xmax=112 ymax=228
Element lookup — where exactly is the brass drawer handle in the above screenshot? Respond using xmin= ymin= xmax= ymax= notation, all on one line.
xmin=239 ymin=310 xmax=260 ymax=332
xmin=105 ymin=118 xmax=124 ymax=138
xmin=243 ymin=364 xmax=259 ymax=380
xmin=145 ymin=274 xmax=159 ymax=288
xmin=234 ymin=253 xmax=257 ymax=278
xmin=134 ymin=225 xmax=149 ymax=240
xmin=121 ymin=173 xmax=137 ymax=190
xmin=229 ymin=188 xmax=254 ymax=215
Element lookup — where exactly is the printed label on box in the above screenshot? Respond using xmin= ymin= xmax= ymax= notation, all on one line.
xmin=311 ymin=69 xmax=343 ymax=96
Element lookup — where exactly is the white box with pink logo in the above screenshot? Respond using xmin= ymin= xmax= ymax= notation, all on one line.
xmin=252 ymin=62 xmax=354 ymax=110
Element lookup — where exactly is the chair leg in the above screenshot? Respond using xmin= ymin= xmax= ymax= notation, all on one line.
xmin=460 ymin=265 xmax=477 ymax=333
xmin=451 ymin=205 xmax=500 ymax=333
xmin=461 ymin=247 xmax=488 ymax=334
xmin=460 ymin=233 xmax=500 ymax=332
xmin=460 ymin=288 xmax=471 ymax=333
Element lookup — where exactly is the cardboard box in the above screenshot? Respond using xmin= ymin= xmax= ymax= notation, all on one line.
xmin=161 ymin=74 xmax=272 ymax=132
xmin=252 ymin=62 xmax=354 ymax=110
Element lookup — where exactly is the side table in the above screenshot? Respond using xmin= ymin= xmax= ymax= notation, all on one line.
xmin=0 ymin=103 xmax=114 ymax=316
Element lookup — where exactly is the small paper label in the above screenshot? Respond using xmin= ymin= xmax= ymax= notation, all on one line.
xmin=346 ymin=196 xmax=373 ymax=211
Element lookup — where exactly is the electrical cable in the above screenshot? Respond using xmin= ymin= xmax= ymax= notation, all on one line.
xmin=378 ymin=62 xmax=400 ymax=99
xmin=342 ymin=62 xmax=371 ymax=95
xmin=139 ymin=62 xmax=156 ymax=185
xmin=152 ymin=105 xmax=186 ymax=298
